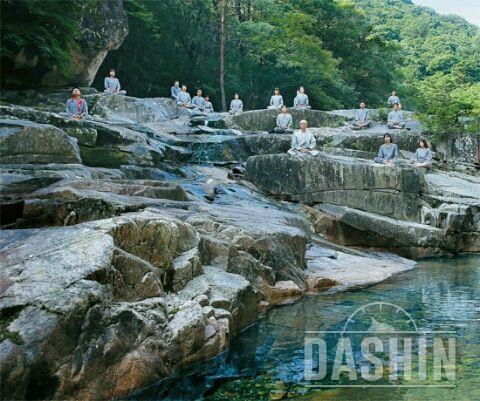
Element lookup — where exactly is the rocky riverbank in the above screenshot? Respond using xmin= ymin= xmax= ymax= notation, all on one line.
xmin=1 ymin=90 xmax=478 ymax=400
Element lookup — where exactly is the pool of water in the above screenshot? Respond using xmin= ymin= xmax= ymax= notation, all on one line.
xmin=131 ymin=256 xmax=480 ymax=401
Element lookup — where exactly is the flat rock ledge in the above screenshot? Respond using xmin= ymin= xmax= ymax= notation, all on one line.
xmin=246 ymin=153 xmax=480 ymax=257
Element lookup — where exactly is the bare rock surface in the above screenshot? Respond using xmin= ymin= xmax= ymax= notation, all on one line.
xmin=1 ymin=91 xmax=477 ymax=400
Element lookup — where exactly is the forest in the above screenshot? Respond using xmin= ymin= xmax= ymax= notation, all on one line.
xmin=1 ymin=0 xmax=479 ymax=133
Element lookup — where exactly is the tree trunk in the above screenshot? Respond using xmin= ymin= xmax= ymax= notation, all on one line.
xmin=219 ymin=0 xmax=227 ymax=111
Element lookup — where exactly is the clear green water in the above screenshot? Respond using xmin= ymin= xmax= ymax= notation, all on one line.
xmin=131 ymin=256 xmax=480 ymax=401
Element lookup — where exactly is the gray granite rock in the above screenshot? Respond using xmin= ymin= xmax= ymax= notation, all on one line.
xmin=0 ymin=119 xmax=81 ymax=164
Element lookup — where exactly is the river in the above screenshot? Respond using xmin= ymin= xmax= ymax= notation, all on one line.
xmin=130 ymin=255 xmax=480 ymax=401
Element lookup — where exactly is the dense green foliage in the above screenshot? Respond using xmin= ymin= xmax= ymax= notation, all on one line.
xmin=0 ymin=0 xmax=81 ymax=86
xmin=95 ymin=0 xmax=479 ymax=129
xmin=94 ymin=0 xmax=398 ymax=110
xmin=355 ymin=0 xmax=480 ymax=134
xmin=1 ymin=0 xmax=478 ymax=133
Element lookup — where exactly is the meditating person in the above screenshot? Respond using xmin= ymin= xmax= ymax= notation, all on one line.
xmin=288 ymin=120 xmax=319 ymax=156
xmin=412 ymin=138 xmax=433 ymax=168
xmin=229 ymin=93 xmax=243 ymax=114
xmin=205 ymin=96 xmax=214 ymax=113
xmin=387 ymin=90 xmax=401 ymax=106
xmin=352 ymin=102 xmax=371 ymax=129
xmin=177 ymin=85 xmax=193 ymax=108
xmin=293 ymin=86 xmax=311 ymax=109
xmin=268 ymin=88 xmax=284 ymax=109
xmin=64 ymin=88 xmax=90 ymax=120
xmin=104 ymin=68 xmax=126 ymax=94
xmin=387 ymin=103 xmax=405 ymax=129
xmin=191 ymin=89 xmax=206 ymax=111
xmin=374 ymin=133 xmax=398 ymax=164
xmin=171 ymin=81 xmax=181 ymax=100
xmin=274 ymin=106 xmax=293 ymax=133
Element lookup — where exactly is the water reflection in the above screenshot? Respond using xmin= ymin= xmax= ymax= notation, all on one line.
xmin=130 ymin=256 xmax=480 ymax=401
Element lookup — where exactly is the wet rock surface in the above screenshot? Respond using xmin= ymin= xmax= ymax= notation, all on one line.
xmin=1 ymin=91 xmax=478 ymax=400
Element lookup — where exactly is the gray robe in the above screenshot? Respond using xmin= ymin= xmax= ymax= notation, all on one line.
xmin=205 ymin=101 xmax=214 ymax=113
xmin=104 ymin=77 xmax=122 ymax=92
xmin=288 ymin=130 xmax=319 ymax=156
xmin=229 ymin=99 xmax=243 ymax=113
xmin=268 ymin=95 xmax=283 ymax=109
xmin=355 ymin=109 xmax=370 ymax=123
xmin=293 ymin=93 xmax=310 ymax=108
xmin=65 ymin=98 xmax=88 ymax=117
xmin=374 ymin=143 xmax=398 ymax=163
xmin=177 ymin=91 xmax=192 ymax=105
xmin=387 ymin=95 xmax=401 ymax=105
xmin=276 ymin=113 xmax=293 ymax=130
xmin=171 ymin=85 xmax=181 ymax=99
xmin=192 ymin=96 xmax=206 ymax=109
xmin=388 ymin=110 xmax=405 ymax=127
xmin=415 ymin=147 xmax=433 ymax=165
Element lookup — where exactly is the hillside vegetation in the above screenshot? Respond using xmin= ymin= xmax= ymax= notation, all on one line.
xmin=1 ymin=0 xmax=478 ymax=132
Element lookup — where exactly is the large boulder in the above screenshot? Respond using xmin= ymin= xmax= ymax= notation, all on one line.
xmin=4 ymin=178 xmax=190 ymax=228
xmin=304 ymin=203 xmax=447 ymax=258
xmin=91 ymin=96 xmax=183 ymax=123
xmin=0 ymin=89 xmax=98 ymax=113
xmin=163 ymin=132 xmax=291 ymax=164
xmin=223 ymin=108 xmax=345 ymax=131
xmin=435 ymin=131 xmax=480 ymax=164
xmin=328 ymin=108 xmax=417 ymax=123
xmin=4 ymin=1 xmax=128 ymax=87
xmin=0 ymin=211 xmax=258 ymax=401
xmin=297 ymin=168 xmax=480 ymax=257
xmin=305 ymin=243 xmax=416 ymax=290
xmin=0 ymin=119 xmax=81 ymax=164
xmin=246 ymin=153 xmax=424 ymax=221
xmin=312 ymin=124 xmax=424 ymax=153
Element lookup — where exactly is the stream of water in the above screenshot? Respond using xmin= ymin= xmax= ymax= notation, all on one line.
xmin=130 ymin=255 xmax=480 ymax=401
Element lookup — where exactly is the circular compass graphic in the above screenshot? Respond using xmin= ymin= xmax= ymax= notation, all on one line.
xmin=342 ymin=302 xmax=418 ymax=334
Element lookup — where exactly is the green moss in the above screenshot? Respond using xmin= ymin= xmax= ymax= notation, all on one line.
xmin=168 ymin=307 xmax=181 ymax=316
xmin=378 ymin=108 xmax=390 ymax=122
xmin=79 ymin=145 xmax=132 ymax=168
xmin=0 ymin=307 xmax=24 ymax=345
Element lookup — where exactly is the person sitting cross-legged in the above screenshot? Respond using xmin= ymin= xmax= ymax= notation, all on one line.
xmin=204 ymin=95 xmax=214 ymax=113
xmin=62 ymin=88 xmax=92 ymax=120
xmin=268 ymin=88 xmax=284 ymax=109
xmin=412 ymin=138 xmax=433 ymax=168
xmin=229 ymin=93 xmax=243 ymax=114
xmin=387 ymin=103 xmax=405 ymax=129
xmin=293 ymin=86 xmax=311 ymax=109
xmin=104 ymin=68 xmax=126 ymax=95
xmin=287 ymin=120 xmax=319 ymax=156
xmin=374 ymin=133 xmax=398 ymax=165
xmin=273 ymin=106 xmax=293 ymax=133
xmin=177 ymin=85 xmax=194 ymax=108
xmin=352 ymin=102 xmax=371 ymax=130
xmin=387 ymin=90 xmax=401 ymax=106
xmin=171 ymin=81 xmax=181 ymax=100
xmin=191 ymin=89 xmax=206 ymax=111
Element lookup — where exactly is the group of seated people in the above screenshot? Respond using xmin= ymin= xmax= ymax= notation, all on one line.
xmin=352 ymin=90 xmax=405 ymax=130
xmin=62 ymin=68 xmax=126 ymax=119
xmin=287 ymin=121 xmax=432 ymax=168
xmin=170 ymin=83 xmax=312 ymax=115
xmin=374 ymin=133 xmax=432 ymax=167
xmin=61 ymin=75 xmax=432 ymax=170
xmin=171 ymin=82 xmax=210 ymax=113
xmin=171 ymin=82 xmax=214 ymax=114
xmin=268 ymin=86 xmax=311 ymax=110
